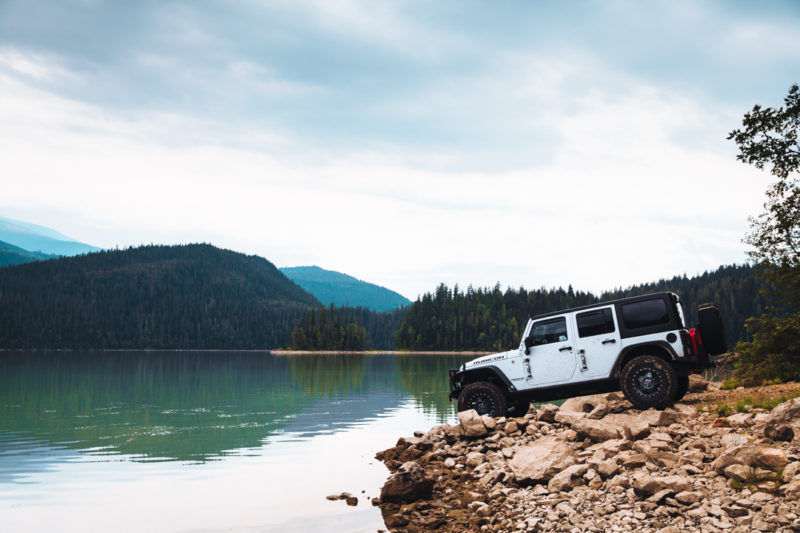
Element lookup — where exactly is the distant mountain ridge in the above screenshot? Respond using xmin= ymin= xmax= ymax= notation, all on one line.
xmin=280 ymin=265 xmax=411 ymax=312
xmin=0 ymin=240 xmax=57 ymax=267
xmin=0 ymin=243 xmax=320 ymax=349
xmin=0 ymin=215 xmax=101 ymax=256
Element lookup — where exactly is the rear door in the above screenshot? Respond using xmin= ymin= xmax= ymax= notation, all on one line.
xmin=573 ymin=305 xmax=620 ymax=378
xmin=525 ymin=314 xmax=577 ymax=386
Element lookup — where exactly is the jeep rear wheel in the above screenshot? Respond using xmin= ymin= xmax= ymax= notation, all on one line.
xmin=673 ymin=374 xmax=690 ymax=402
xmin=457 ymin=382 xmax=507 ymax=417
xmin=620 ymin=355 xmax=678 ymax=409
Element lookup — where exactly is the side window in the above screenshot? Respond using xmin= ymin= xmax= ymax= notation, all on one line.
xmin=530 ymin=317 xmax=568 ymax=346
xmin=577 ymin=308 xmax=615 ymax=338
xmin=621 ymin=298 xmax=669 ymax=329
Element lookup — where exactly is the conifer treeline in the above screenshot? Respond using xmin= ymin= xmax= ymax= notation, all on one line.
xmin=289 ymin=304 xmax=367 ymax=350
xmin=289 ymin=305 xmax=408 ymax=350
xmin=395 ymin=264 xmax=769 ymax=351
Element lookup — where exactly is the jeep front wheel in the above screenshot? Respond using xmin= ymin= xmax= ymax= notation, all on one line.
xmin=457 ymin=382 xmax=507 ymax=417
xmin=620 ymin=355 xmax=678 ymax=409
xmin=507 ymin=401 xmax=530 ymax=418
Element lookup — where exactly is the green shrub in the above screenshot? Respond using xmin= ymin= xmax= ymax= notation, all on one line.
xmin=721 ymin=377 xmax=742 ymax=390
xmin=735 ymin=312 xmax=800 ymax=383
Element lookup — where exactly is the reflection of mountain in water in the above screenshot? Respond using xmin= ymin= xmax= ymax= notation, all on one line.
xmin=0 ymin=351 xmax=474 ymax=480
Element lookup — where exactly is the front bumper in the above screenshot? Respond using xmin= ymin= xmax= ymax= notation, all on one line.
xmin=448 ymin=368 xmax=462 ymax=401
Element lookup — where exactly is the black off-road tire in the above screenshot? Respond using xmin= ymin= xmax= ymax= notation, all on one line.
xmin=620 ymin=355 xmax=678 ymax=409
xmin=673 ymin=374 xmax=690 ymax=402
xmin=507 ymin=401 xmax=530 ymax=418
xmin=457 ymin=381 xmax=508 ymax=417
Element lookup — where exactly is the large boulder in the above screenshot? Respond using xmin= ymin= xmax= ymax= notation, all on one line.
xmin=536 ymin=404 xmax=559 ymax=422
xmin=380 ymin=461 xmax=434 ymax=503
xmin=458 ymin=409 xmax=488 ymax=438
xmin=636 ymin=409 xmax=680 ymax=427
xmin=632 ymin=473 xmax=692 ymax=496
xmin=602 ymin=413 xmax=650 ymax=440
xmin=712 ymin=445 xmax=789 ymax=474
xmin=559 ymin=392 xmax=624 ymax=417
xmin=569 ymin=418 xmax=623 ymax=442
xmin=763 ymin=397 xmax=800 ymax=439
xmin=547 ymin=464 xmax=589 ymax=493
xmin=508 ymin=436 xmax=577 ymax=484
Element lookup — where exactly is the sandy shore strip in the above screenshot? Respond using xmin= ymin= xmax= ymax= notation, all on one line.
xmin=271 ymin=350 xmax=493 ymax=356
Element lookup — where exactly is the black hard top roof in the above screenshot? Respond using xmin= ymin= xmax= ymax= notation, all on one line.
xmin=529 ymin=291 xmax=678 ymax=322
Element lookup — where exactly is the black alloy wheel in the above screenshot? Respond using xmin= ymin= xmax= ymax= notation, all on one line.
xmin=457 ymin=381 xmax=507 ymax=417
xmin=620 ymin=355 xmax=678 ymax=410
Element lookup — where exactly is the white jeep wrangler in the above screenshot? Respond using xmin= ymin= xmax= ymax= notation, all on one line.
xmin=449 ymin=292 xmax=727 ymax=416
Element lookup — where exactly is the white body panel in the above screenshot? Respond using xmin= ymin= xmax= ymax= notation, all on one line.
xmin=462 ymin=296 xmax=689 ymax=393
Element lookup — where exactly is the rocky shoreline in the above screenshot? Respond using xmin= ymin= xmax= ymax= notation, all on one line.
xmin=373 ymin=378 xmax=800 ymax=532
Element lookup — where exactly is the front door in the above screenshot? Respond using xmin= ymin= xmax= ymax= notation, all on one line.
xmin=526 ymin=315 xmax=576 ymax=386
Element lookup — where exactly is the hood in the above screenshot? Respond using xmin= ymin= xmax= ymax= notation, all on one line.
xmin=462 ymin=349 xmax=517 ymax=370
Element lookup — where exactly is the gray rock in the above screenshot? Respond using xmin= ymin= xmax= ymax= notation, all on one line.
xmin=465 ymin=451 xmax=485 ymax=468
xmin=723 ymin=464 xmax=750 ymax=481
xmin=560 ymin=394 xmax=609 ymax=414
xmin=783 ymin=461 xmax=800 ymax=482
xmin=720 ymin=433 xmax=749 ymax=449
xmin=547 ymin=464 xmax=588 ymax=493
xmin=508 ymin=436 xmax=577 ymax=484
xmin=727 ymin=412 xmax=754 ymax=427
xmin=536 ymin=404 xmax=559 ymax=422
xmin=675 ymin=491 xmax=704 ymax=504
xmin=458 ymin=409 xmax=488 ymax=438
xmin=569 ymin=417 xmax=623 ymax=442
xmin=712 ymin=445 xmax=789 ymax=474
xmin=766 ymin=423 xmax=794 ymax=442
xmin=763 ymin=397 xmax=800 ymax=431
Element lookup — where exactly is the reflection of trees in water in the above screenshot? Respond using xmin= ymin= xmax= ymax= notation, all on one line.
xmin=394 ymin=355 xmax=474 ymax=422
xmin=0 ymin=352 xmax=310 ymax=462
xmin=287 ymin=354 xmax=368 ymax=397
xmin=0 ymin=352 xmax=482 ymax=464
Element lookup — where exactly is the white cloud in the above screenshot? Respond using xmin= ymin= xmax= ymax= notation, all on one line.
xmin=0 ymin=39 xmax=772 ymax=300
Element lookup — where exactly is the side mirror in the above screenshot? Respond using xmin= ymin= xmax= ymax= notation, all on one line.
xmin=524 ymin=337 xmax=533 ymax=355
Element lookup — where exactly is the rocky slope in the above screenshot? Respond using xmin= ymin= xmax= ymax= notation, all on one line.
xmin=374 ymin=379 xmax=800 ymax=532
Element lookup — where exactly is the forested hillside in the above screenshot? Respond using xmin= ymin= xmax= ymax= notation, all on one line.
xmin=0 ymin=244 xmax=319 ymax=349
xmin=396 ymin=264 xmax=770 ymax=351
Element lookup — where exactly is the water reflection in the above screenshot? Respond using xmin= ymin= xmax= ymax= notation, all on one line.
xmin=0 ymin=351 xmax=473 ymax=472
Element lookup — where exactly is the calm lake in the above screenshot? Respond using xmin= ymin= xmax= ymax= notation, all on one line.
xmin=0 ymin=351 xmax=474 ymax=533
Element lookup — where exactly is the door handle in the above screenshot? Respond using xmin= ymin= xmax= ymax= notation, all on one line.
xmin=559 ymin=346 xmax=572 ymax=352
xmin=602 ymin=339 xmax=616 ymax=344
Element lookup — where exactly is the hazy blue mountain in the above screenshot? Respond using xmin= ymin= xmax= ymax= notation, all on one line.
xmin=0 ymin=240 xmax=57 ymax=267
xmin=0 ymin=216 xmax=101 ymax=256
xmin=281 ymin=265 xmax=411 ymax=312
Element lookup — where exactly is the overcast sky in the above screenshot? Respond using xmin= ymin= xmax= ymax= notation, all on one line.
xmin=1 ymin=1 xmax=798 ymax=300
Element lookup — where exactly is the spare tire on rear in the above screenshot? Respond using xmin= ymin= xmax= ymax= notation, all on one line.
xmin=697 ymin=303 xmax=727 ymax=355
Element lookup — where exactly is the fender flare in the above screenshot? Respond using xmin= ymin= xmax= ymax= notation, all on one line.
xmin=455 ymin=365 xmax=517 ymax=393
xmin=608 ymin=341 xmax=678 ymax=379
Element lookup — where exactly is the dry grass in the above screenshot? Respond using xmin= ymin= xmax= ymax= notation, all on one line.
xmin=686 ymin=380 xmax=800 ymax=415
